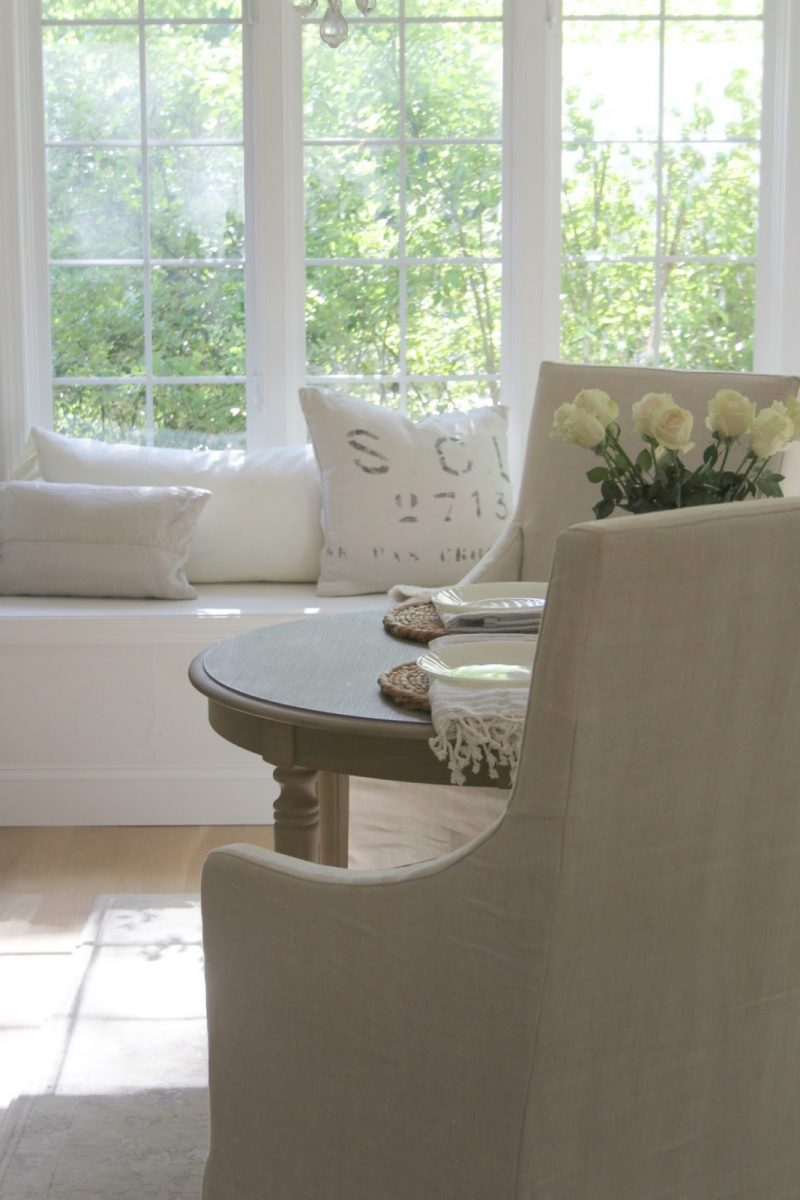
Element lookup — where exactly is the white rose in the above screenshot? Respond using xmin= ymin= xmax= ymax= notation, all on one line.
xmin=651 ymin=404 xmax=695 ymax=454
xmin=632 ymin=392 xmax=674 ymax=438
xmin=705 ymin=389 xmax=755 ymax=439
xmin=785 ymin=395 xmax=800 ymax=441
xmin=749 ymin=402 xmax=795 ymax=460
xmin=551 ymin=401 xmax=606 ymax=449
xmin=573 ymin=388 xmax=619 ymax=429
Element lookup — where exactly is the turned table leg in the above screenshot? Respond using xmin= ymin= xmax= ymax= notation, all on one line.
xmin=272 ymin=765 xmax=320 ymax=862
xmin=318 ymin=771 xmax=350 ymax=868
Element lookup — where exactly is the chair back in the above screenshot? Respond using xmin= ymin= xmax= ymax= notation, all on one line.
xmin=514 ymin=361 xmax=800 ymax=581
xmin=500 ymin=498 xmax=800 ymax=1195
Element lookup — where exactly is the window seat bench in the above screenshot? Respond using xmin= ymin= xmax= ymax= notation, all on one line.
xmin=0 ymin=584 xmax=392 ymax=827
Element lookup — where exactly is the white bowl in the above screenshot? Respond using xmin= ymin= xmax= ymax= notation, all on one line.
xmin=417 ymin=639 xmax=536 ymax=688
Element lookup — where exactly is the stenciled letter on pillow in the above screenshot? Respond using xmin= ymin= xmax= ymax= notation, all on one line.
xmin=300 ymin=388 xmax=512 ymax=596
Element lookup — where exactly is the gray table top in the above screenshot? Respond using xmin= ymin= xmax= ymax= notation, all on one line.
xmin=198 ymin=610 xmax=432 ymax=735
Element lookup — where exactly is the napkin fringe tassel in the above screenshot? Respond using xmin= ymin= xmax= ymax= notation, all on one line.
xmin=429 ymin=714 xmax=524 ymax=786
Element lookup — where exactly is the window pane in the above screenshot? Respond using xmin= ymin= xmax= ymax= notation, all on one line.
xmin=406 ymin=144 xmax=501 ymax=259
xmin=146 ymin=24 xmax=243 ymax=140
xmin=661 ymin=142 xmax=758 ymax=259
xmin=305 ymin=146 xmax=399 ymax=260
xmin=151 ymin=266 xmax=245 ymax=375
xmin=303 ymin=24 xmax=399 ymax=140
xmin=48 ymin=148 xmax=142 ymax=260
xmin=43 ymin=25 xmax=140 ymax=141
xmin=560 ymin=261 xmax=655 ymax=365
xmin=666 ymin=1 xmax=762 ymax=14
xmin=153 ymin=385 xmax=246 ymax=449
xmin=406 ymin=380 xmax=500 ymax=420
xmin=305 ymin=267 xmax=400 ymax=376
xmin=659 ymin=263 xmax=755 ymax=370
xmin=405 ymin=21 xmax=502 ymax=138
xmin=562 ymin=21 xmax=660 ymax=141
xmin=51 ymin=267 xmax=145 ymax=376
xmin=54 ymin=386 xmax=146 ymax=442
xmin=562 ymin=1 xmax=658 ymax=12
xmin=405 ymin=264 xmax=501 ymax=378
xmin=149 ymin=147 xmax=244 ymax=259
xmin=663 ymin=21 xmax=763 ymax=142
xmin=562 ymin=142 xmax=657 ymax=259
xmin=405 ymin=1 xmax=502 ymax=14
xmin=146 ymin=0 xmax=242 ymax=16
xmin=43 ymin=0 xmax=137 ymax=17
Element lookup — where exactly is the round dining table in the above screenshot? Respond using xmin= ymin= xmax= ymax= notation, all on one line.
xmin=189 ymin=610 xmax=510 ymax=867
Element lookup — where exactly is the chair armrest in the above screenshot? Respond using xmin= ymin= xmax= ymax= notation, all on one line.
xmin=200 ymin=822 xmax=545 ymax=1200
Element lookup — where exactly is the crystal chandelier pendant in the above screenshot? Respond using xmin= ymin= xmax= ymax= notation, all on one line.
xmin=319 ymin=0 xmax=349 ymax=47
xmin=292 ymin=0 xmax=376 ymax=47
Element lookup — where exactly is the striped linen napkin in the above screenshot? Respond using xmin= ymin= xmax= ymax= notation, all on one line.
xmin=426 ymin=634 xmax=537 ymax=785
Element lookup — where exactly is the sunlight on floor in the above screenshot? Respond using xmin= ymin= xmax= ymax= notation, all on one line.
xmin=1 ymin=897 xmax=207 ymax=1106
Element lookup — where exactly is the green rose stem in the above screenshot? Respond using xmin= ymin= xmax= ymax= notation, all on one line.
xmin=605 ymin=426 xmax=643 ymax=492
xmin=737 ymin=455 xmax=770 ymax=499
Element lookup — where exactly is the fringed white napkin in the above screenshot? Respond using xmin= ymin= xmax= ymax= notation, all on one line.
xmin=426 ymin=634 xmax=537 ymax=785
xmin=387 ymin=584 xmax=434 ymax=606
xmin=388 ymin=583 xmax=544 ymax=633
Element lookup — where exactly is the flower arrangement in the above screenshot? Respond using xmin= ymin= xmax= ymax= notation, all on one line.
xmin=551 ymin=387 xmax=799 ymax=519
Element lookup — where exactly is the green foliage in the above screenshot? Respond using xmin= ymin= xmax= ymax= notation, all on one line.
xmin=45 ymin=6 xmax=762 ymax=444
xmin=588 ymin=427 xmax=784 ymax=520
xmin=561 ymin=54 xmax=761 ymax=369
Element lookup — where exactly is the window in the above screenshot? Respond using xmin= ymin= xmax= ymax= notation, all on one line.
xmin=39 ymin=0 xmax=504 ymax=447
xmin=301 ymin=1 xmax=504 ymax=417
xmin=42 ymin=0 xmax=246 ymax=447
xmin=2 ymin=0 xmax=798 ymax=474
xmin=560 ymin=1 xmax=764 ymax=370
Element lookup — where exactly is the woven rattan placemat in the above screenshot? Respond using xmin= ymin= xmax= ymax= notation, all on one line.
xmin=378 ymin=661 xmax=431 ymax=712
xmin=383 ymin=601 xmax=445 ymax=644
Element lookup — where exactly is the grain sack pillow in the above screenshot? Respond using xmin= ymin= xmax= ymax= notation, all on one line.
xmin=299 ymin=388 xmax=513 ymax=596
xmin=14 ymin=428 xmax=322 ymax=583
xmin=0 ymin=481 xmax=210 ymax=599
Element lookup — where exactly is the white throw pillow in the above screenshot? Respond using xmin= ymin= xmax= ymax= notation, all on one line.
xmin=299 ymin=388 xmax=513 ymax=596
xmin=16 ymin=428 xmax=323 ymax=584
xmin=0 ymin=481 xmax=210 ymax=599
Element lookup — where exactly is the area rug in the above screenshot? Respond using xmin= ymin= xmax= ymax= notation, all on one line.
xmin=0 ymin=895 xmax=209 ymax=1200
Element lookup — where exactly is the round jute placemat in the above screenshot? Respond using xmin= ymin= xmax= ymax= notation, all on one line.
xmin=378 ymin=661 xmax=431 ymax=712
xmin=383 ymin=601 xmax=446 ymax=644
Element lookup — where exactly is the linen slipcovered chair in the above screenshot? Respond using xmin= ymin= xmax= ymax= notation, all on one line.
xmin=201 ymin=498 xmax=800 ymax=1200
xmin=461 ymin=360 xmax=800 ymax=586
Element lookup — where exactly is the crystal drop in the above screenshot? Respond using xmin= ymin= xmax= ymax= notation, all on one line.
xmin=320 ymin=0 xmax=348 ymax=46
xmin=355 ymin=0 xmax=376 ymax=13
xmin=292 ymin=0 xmax=318 ymax=13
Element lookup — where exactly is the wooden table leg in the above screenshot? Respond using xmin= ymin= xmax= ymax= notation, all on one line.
xmin=318 ymin=771 xmax=350 ymax=868
xmin=272 ymin=765 xmax=320 ymax=862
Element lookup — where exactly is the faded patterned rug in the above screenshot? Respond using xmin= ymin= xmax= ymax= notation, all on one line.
xmin=0 ymin=895 xmax=208 ymax=1200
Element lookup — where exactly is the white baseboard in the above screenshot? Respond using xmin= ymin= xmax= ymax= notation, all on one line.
xmin=0 ymin=766 xmax=277 ymax=826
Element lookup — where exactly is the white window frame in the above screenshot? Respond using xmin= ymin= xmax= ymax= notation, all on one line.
xmin=1 ymin=0 xmax=797 ymax=484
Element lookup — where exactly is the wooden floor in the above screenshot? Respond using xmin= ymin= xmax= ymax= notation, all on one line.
xmin=0 ymin=824 xmax=274 ymax=945
xmin=0 ymin=825 xmax=274 ymax=1119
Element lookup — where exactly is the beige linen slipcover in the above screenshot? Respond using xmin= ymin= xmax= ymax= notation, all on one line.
xmin=202 ymin=498 xmax=800 ymax=1199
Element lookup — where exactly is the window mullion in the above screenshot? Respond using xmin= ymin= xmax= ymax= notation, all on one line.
xmin=755 ymin=0 xmax=800 ymax=377
xmin=651 ymin=0 xmax=667 ymax=367
xmin=137 ymin=0 xmax=155 ymax=444
xmin=398 ymin=1 xmax=408 ymax=416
